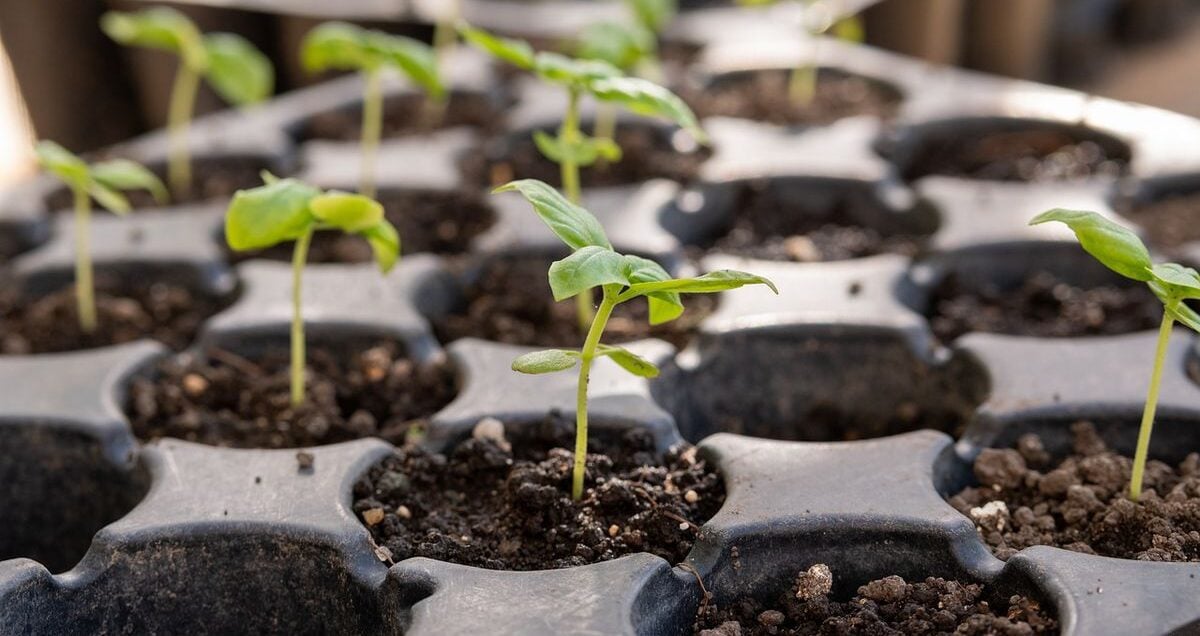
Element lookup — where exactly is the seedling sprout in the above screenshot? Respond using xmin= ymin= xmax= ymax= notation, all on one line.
xmin=1031 ymin=209 xmax=1200 ymax=502
xmin=224 ymin=173 xmax=400 ymax=406
xmin=503 ymin=179 xmax=777 ymax=500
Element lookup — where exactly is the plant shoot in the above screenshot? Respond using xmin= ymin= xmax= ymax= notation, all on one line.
xmin=1031 ymin=209 xmax=1200 ymax=502
xmin=225 ymin=174 xmax=400 ymax=406
xmin=503 ymin=179 xmax=776 ymax=500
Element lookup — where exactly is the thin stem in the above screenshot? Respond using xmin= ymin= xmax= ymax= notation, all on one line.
xmin=1129 ymin=306 xmax=1175 ymax=501
xmin=573 ymin=290 xmax=617 ymax=500
xmin=427 ymin=4 xmax=458 ymax=128
xmin=788 ymin=64 xmax=816 ymax=105
xmin=592 ymin=103 xmax=617 ymax=168
xmin=167 ymin=64 xmax=200 ymax=200
xmin=73 ymin=187 xmax=96 ymax=334
xmin=360 ymin=68 xmax=383 ymax=199
xmin=290 ymin=227 xmax=314 ymax=407
xmin=560 ymin=88 xmax=593 ymax=329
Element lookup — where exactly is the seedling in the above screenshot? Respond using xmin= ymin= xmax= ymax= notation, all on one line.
xmin=1031 ymin=209 xmax=1200 ymax=502
xmin=301 ymin=22 xmax=444 ymax=199
xmin=35 ymin=141 xmax=166 ymax=334
xmin=503 ymin=179 xmax=777 ymax=500
xmin=102 ymin=7 xmax=274 ymax=199
xmin=460 ymin=23 xmax=705 ymax=328
xmin=225 ymin=174 xmax=400 ymax=406
xmin=735 ymin=0 xmax=864 ymax=104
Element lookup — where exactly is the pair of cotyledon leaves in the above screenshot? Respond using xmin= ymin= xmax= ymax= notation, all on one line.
xmin=102 ymin=7 xmax=273 ymax=106
xmin=36 ymin=142 xmax=167 ymax=213
xmin=1031 ymin=209 xmax=1200 ymax=332
xmin=576 ymin=0 xmax=678 ymax=72
xmin=224 ymin=174 xmax=400 ymax=273
xmin=300 ymin=22 xmax=444 ymax=99
xmin=502 ymin=179 xmax=776 ymax=378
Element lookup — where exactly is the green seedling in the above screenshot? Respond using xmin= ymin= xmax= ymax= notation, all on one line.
xmin=503 ymin=179 xmax=776 ymax=500
xmin=225 ymin=173 xmax=400 ymax=406
xmin=102 ymin=7 xmax=273 ymax=200
xmin=35 ymin=141 xmax=166 ymax=334
xmin=735 ymin=0 xmax=864 ymax=104
xmin=1031 ymin=209 xmax=1200 ymax=502
xmin=460 ymin=23 xmax=705 ymax=329
xmin=301 ymin=22 xmax=444 ymax=199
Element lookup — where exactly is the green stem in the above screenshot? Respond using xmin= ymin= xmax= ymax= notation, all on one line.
xmin=592 ymin=103 xmax=617 ymax=168
xmin=560 ymin=88 xmax=593 ymax=330
xmin=428 ymin=4 xmax=458 ymax=128
xmin=360 ymin=68 xmax=383 ymax=199
xmin=290 ymin=228 xmax=314 ymax=407
xmin=167 ymin=64 xmax=200 ymax=200
xmin=1129 ymin=306 xmax=1175 ymax=501
xmin=788 ymin=64 xmax=816 ymax=105
xmin=573 ymin=291 xmax=616 ymax=500
xmin=73 ymin=187 xmax=96 ymax=334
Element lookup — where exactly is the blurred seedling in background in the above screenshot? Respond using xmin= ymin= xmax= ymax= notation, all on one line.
xmin=301 ymin=22 xmax=444 ymax=198
xmin=225 ymin=173 xmax=400 ymax=406
xmin=36 ymin=141 xmax=166 ymax=333
xmin=102 ymin=7 xmax=274 ymax=200
xmin=1031 ymin=209 xmax=1200 ymax=502
xmin=503 ymin=179 xmax=776 ymax=500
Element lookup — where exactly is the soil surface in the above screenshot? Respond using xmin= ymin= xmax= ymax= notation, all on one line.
xmin=897 ymin=126 xmax=1129 ymax=182
xmin=126 ymin=340 xmax=457 ymax=448
xmin=300 ymin=93 xmax=500 ymax=141
xmin=1120 ymin=192 xmax=1200 ymax=248
xmin=927 ymin=271 xmax=1161 ymax=342
xmin=432 ymin=255 xmax=715 ymax=349
xmin=697 ymin=403 xmax=969 ymax=444
xmin=45 ymin=157 xmax=269 ymax=211
xmin=696 ymin=182 xmax=925 ymax=262
xmin=951 ymin=421 xmax=1200 ymax=562
xmin=0 ymin=278 xmax=226 ymax=354
xmin=354 ymin=416 xmax=723 ymax=570
xmin=234 ymin=190 xmax=495 ymax=262
xmin=466 ymin=125 xmax=709 ymax=189
xmin=691 ymin=69 xmax=901 ymax=127
xmin=694 ymin=563 xmax=1057 ymax=635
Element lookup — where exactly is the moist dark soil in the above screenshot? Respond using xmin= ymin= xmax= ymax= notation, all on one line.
xmin=1120 ymin=192 xmax=1200 ymax=248
xmin=233 ymin=190 xmax=496 ymax=262
xmin=898 ymin=127 xmax=1130 ymax=182
xmin=45 ymin=157 xmax=269 ymax=211
xmin=0 ymin=277 xmax=227 ymax=354
xmin=432 ymin=255 xmax=715 ymax=349
xmin=694 ymin=182 xmax=925 ymax=262
xmin=125 ymin=340 xmax=457 ymax=448
xmin=691 ymin=69 xmax=901 ymax=127
xmin=466 ymin=125 xmax=709 ymax=189
xmin=951 ymin=421 xmax=1200 ymax=562
xmin=927 ymin=271 xmax=1161 ymax=342
xmin=694 ymin=563 xmax=1057 ymax=635
xmin=354 ymin=416 xmax=723 ymax=570
xmin=299 ymin=93 xmax=500 ymax=141
xmin=698 ymin=402 xmax=969 ymax=444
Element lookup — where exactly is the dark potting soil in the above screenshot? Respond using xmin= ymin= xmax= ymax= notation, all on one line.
xmin=1119 ymin=192 xmax=1200 ymax=249
xmin=125 ymin=340 xmax=457 ymax=448
xmin=699 ymin=403 xmax=969 ymax=444
xmin=45 ymin=157 xmax=269 ymax=211
xmin=694 ymin=563 xmax=1057 ymax=635
xmin=299 ymin=93 xmax=500 ymax=141
xmin=696 ymin=183 xmax=925 ymax=262
xmin=950 ymin=421 xmax=1200 ymax=562
xmin=233 ymin=190 xmax=495 ymax=263
xmin=691 ymin=69 xmax=901 ymax=127
xmin=927 ymin=271 xmax=1161 ymax=343
xmin=0 ymin=278 xmax=227 ymax=354
xmin=898 ymin=127 xmax=1129 ymax=183
xmin=432 ymin=255 xmax=715 ymax=349
xmin=354 ymin=416 xmax=723 ymax=570
xmin=466 ymin=125 xmax=709 ymax=189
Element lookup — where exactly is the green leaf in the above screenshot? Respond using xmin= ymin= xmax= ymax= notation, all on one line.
xmin=534 ymin=52 xmax=621 ymax=87
xmin=224 ymin=178 xmax=320 ymax=251
xmin=621 ymin=269 xmax=780 ymax=297
xmin=596 ymin=344 xmax=659 ymax=377
xmin=548 ymin=246 xmax=629 ymax=301
xmin=832 ymin=16 xmax=865 ymax=43
xmin=101 ymin=8 xmax=207 ymax=70
xmin=309 ymin=191 xmax=384 ymax=232
xmin=1030 ymin=209 xmax=1153 ymax=282
xmin=359 ymin=220 xmax=401 ymax=273
xmin=1150 ymin=263 xmax=1200 ymax=296
xmin=91 ymin=159 xmax=168 ymax=205
xmin=88 ymin=182 xmax=131 ymax=215
xmin=203 ymin=33 xmax=274 ymax=106
xmin=626 ymin=0 xmax=677 ymax=33
xmin=1169 ymin=302 xmax=1200 ymax=334
xmin=576 ymin=22 xmax=653 ymax=71
xmin=493 ymin=179 xmax=611 ymax=250
xmin=620 ymin=254 xmax=682 ymax=325
xmin=458 ymin=24 xmax=536 ymax=69
xmin=532 ymin=130 xmax=622 ymax=167
xmin=366 ymin=31 xmax=444 ymax=98
xmin=587 ymin=76 xmax=707 ymax=143
xmin=35 ymin=141 xmax=90 ymax=188
xmin=300 ymin=22 xmax=375 ymax=72
xmin=512 ymin=349 xmax=579 ymax=374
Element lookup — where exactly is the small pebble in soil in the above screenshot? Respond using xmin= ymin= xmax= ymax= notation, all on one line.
xmin=950 ymin=421 xmax=1200 ymax=562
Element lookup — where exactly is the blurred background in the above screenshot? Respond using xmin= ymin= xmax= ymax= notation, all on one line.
xmin=1 ymin=0 xmax=1199 ymax=186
